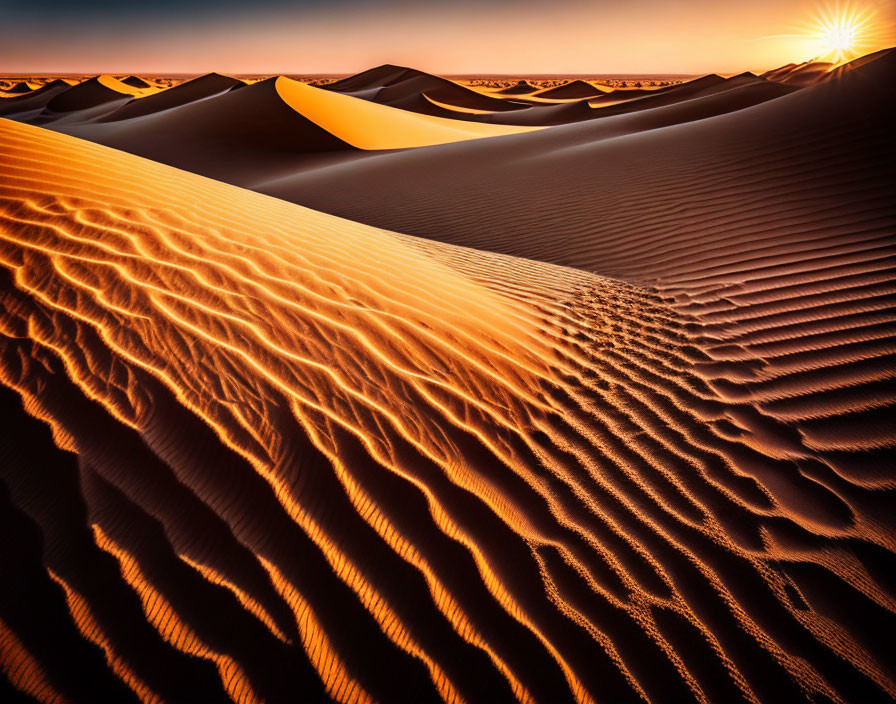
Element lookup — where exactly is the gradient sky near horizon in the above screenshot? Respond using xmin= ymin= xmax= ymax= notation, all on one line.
xmin=3 ymin=0 xmax=895 ymax=74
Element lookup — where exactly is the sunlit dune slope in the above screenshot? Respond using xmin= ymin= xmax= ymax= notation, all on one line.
xmin=2 ymin=113 xmax=896 ymax=703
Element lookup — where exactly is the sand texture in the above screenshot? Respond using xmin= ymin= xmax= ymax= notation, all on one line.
xmin=0 ymin=48 xmax=894 ymax=704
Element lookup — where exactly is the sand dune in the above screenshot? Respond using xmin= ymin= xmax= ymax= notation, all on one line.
xmin=95 ymin=73 xmax=245 ymax=122
xmin=8 ymin=76 xmax=538 ymax=185
xmin=121 ymin=75 xmax=151 ymax=89
xmin=33 ymin=76 xmax=149 ymax=120
xmin=5 ymin=82 xmax=34 ymax=94
xmin=497 ymin=80 xmax=537 ymax=95
xmin=274 ymin=77 xmax=542 ymax=148
xmin=533 ymin=80 xmax=607 ymax=99
xmin=2 ymin=95 xmax=895 ymax=703
xmin=761 ymin=60 xmax=835 ymax=86
xmin=326 ymin=63 xmax=531 ymax=115
xmin=0 ymin=80 xmax=74 ymax=118
xmin=761 ymin=48 xmax=894 ymax=87
xmin=51 ymin=77 xmax=357 ymax=182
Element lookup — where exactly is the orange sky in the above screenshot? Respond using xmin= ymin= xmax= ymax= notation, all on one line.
xmin=3 ymin=0 xmax=895 ymax=74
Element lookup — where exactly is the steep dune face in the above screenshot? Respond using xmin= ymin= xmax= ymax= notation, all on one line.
xmin=2 ymin=111 xmax=896 ymax=704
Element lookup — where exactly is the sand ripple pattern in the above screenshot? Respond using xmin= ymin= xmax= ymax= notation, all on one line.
xmin=0 ymin=118 xmax=894 ymax=703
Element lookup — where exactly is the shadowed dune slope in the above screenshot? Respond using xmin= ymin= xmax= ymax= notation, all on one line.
xmin=2 ymin=112 xmax=896 ymax=704
xmin=266 ymin=47 xmax=895 ymax=281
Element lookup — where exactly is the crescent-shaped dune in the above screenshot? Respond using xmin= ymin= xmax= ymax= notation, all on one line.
xmin=1 ymin=89 xmax=895 ymax=704
xmin=273 ymin=77 xmax=542 ymax=148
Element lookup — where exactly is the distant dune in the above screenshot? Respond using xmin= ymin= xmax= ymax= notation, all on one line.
xmin=0 ymin=80 xmax=71 ymax=117
xmin=497 ymin=80 xmax=537 ymax=95
xmin=533 ymin=80 xmax=607 ymax=99
xmin=4 ymin=82 xmax=34 ymax=94
xmin=31 ymin=75 xmax=153 ymax=120
xmin=95 ymin=73 xmax=245 ymax=122
xmin=325 ymin=63 xmax=532 ymax=115
xmin=121 ymin=75 xmax=151 ymax=89
xmin=0 ymin=47 xmax=894 ymax=704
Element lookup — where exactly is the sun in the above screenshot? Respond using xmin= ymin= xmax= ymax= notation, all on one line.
xmin=821 ymin=20 xmax=856 ymax=52
xmin=809 ymin=3 xmax=876 ymax=62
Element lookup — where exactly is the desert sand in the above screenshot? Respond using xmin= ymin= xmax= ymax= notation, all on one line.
xmin=1 ymin=46 xmax=894 ymax=704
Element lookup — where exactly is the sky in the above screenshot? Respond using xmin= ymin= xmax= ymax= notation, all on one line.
xmin=2 ymin=0 xmax=895 ymax=74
